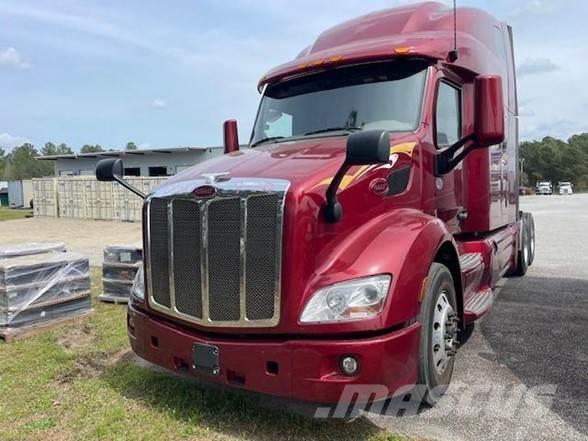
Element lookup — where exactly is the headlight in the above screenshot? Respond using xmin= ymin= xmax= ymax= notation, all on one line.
xmin=131 ymin=264 xmax=145 ymax=300
xmin=299 ymin=275 xmax=391 ymax=324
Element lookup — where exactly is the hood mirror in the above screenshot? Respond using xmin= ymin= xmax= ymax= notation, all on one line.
xmin=95 ymin=158 xmax=145 ymax=199
xmin=323 ymin=130 xmax=390 ymax=223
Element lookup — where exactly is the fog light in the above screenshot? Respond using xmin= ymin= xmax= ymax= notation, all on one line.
xmin=340 ymin=355 xmax=359 ymax=376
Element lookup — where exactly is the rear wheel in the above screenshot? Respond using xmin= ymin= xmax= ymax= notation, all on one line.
xmin=417 ymin=263 xmax=459 ymax=406
xmin=525 ymin=212 xmax=535 ymax=266
xmin=511 ymin=212 xmax=533 ymax=276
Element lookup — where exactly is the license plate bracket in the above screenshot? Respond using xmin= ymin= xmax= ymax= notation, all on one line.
xmin=192 ymin=343 xmax=220 ymax=376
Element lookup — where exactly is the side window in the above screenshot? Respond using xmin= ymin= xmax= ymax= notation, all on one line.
xmin=435 ymin=82 xmax=461 ymax=147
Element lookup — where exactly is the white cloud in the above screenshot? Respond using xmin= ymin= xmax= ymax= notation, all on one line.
xmin=517 ymin=58 xmax=560 ymax=77
xmin=0 ymin=133 xmax=29 ymax=149
xmin=151 ymin=99 xmax=167 ymax=109
xmin=511 ymin=0 xmax=559 ymax=18
xmin=0 ymin=47 xmax=30 ymax=68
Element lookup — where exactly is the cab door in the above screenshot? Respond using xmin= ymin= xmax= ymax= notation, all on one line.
xmin=432 ymin=74 xmax=465 ymax=234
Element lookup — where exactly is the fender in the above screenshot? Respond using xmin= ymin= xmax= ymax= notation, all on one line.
xmin=305 ymin=208 xmax=462 ymax=329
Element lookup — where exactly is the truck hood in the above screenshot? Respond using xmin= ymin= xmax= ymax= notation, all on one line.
xmin=144 ymin=133 xmax=419 ymax=335
xmin=160 ymin=136 xmax=349 ymax=192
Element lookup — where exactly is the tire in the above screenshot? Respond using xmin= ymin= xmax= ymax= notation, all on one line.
xmin=417 ymin=263 xmax=459 ymax=406
xmin=524 ymin=212 xmax=535 ymax=266
xmin=511 ymin=216 xmax=529 ymax=276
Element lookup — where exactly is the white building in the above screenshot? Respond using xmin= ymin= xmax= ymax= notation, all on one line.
xmin=37 ymin=146 xmax=224 ymax=177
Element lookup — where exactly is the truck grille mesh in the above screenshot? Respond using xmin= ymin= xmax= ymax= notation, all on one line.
xmin=207 ymin=198 xmax=241 ymax=321
xmin=171 ymin=200 xmax=202 ymax=318
xmin=147 ymin=182 xmax=286 ymax=327
xmin=245 ymin=195 xmax=279 ymax=320
xmin=148 ymin=198 xmax=170 ymax=308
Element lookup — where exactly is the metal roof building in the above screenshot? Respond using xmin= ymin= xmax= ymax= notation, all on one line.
xmin=37 ymin=145 xmax=224 ymax=177
xmin=0 ymin=182 xmax=8 ymax=207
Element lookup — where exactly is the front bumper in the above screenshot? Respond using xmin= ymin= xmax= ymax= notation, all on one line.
xmin=127 ymin=304 xmax=420 ymax=404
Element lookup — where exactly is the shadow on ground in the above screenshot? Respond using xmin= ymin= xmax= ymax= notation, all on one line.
xmin=481 ymin=275 xmax=588 ymax=435
xmin=102 ymin=353 xmax=386 ymax=441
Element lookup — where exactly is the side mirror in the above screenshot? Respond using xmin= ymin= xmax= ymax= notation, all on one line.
xmin=223 ymin=119 xmax=240 ymax=154
xmin=95 ymin=158 xmax=145 ymax=199
xmin=324 ymin=130 xmax=390 ymax=223
xmin=345 ymin=130 xmax=390 ymax=165
xmin=96 ymin=158 xmax=123 ymax=181
xmin=474 ymin=75 xmax=505 ymax=147
xmin=435 ymin=75 xmax=505 ymax=176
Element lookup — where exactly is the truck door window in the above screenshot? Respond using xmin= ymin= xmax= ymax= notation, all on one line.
xmin=435 ymin=82 xmax=461 ymax=147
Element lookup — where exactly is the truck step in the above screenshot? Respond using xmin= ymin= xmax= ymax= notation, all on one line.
xmin=459 ymin=252 xmax=484 ymax=273
xmin=463 ymin=288 xmax=493 ymax=323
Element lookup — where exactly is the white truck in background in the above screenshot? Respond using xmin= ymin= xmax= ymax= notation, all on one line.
xmin=558 ymin=181 xmax=573 ymax=195
xmin=536 ymin=181 xmax=553 ymax=195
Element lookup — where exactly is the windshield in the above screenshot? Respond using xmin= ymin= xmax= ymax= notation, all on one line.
xmin=251 ymin=60 xmax=428 ymax=146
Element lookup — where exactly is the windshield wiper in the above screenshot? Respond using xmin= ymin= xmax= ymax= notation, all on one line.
xmin=250 ymin=136 xmax=285 ymax=148
xmin=303 ymin=126 xmax=362 ymax=136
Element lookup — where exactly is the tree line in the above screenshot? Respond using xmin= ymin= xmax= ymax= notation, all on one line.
xmin=0 ymin=142 xmax=138 ymax=180
xmin=520 ymin=133 xmax=588 ymax=190
xmin=1 ymin=135 xmax=587 ymax=188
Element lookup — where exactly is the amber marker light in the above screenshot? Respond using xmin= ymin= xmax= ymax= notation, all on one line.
xmin=393 ymin=47 xmax=411 ymax=54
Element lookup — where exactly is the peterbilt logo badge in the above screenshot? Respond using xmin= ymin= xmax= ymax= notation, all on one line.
xmin=369 ymin=178 xmax=389 ymax=196
xmin=202 ymin=172 xmax=230 ymax=183
xmin=192 ymin=185 xmax=217 ymax=198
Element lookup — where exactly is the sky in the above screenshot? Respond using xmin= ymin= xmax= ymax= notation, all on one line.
xmin=0 ymin=0 xmax=587 ymax=152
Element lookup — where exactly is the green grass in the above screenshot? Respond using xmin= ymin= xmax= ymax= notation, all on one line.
xmin=0 ymin=207 xmax=32 ymax=222
xmin=0 ymin=269 xmax=403 ymax=441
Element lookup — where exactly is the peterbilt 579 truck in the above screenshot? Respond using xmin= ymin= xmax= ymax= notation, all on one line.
xmin=96 ymin=2 xmax=535 ymax=406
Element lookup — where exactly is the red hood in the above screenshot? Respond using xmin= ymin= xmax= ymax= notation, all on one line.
xmin=144 ymin=133 xmax=421 ymax=335
xmin=162 ymin=137 xmax=348 ymax=192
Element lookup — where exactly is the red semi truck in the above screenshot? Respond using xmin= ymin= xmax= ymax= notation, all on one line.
xmin=97 ymin=2 xmax=535 ymax=406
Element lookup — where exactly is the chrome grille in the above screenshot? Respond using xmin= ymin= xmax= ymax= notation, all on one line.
xmin=245 ymin=194 xmax=280 ymax=320
xmin=171 ymin=199 xmax=202 ymax=318
xmin=207 ymin=198 xmax=241 ymax=321
xmin=149 ymin=198 xmax=170 ymax=308
xmin=146 ymin=178 xmax=289 ymax=327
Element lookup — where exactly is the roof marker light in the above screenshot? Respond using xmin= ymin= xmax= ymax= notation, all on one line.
xmin=393 ymin=47 xmax=411 ymax=54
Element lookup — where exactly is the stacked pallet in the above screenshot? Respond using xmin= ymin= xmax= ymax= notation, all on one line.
xmin=0 ymin=252 xmax=92 ymax=337
xmin=99 ymin=245 xmax=142 ymax=304
xmin=0 ymin=242 xmax=65 ymax=260
xmin=32 ymin=176 xmax=168 ymax=221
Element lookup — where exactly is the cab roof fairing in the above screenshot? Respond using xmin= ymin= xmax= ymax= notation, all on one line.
xmin=257 ymin=2 xmax=508 ymax=92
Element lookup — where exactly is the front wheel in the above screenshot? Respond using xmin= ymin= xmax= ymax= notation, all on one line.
xmin=417 ymin=263 xmax=459 ymax=406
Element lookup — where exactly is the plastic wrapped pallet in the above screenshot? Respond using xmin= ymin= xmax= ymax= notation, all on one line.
xmin=0 ymin=242 xmax=66 ymax=260
xmin=0 ymin=252 xmax=91 ymax=329
xmin=100 ymin=245 xmax=142 ymax=303
xmin=103 ymin=245 xmax=142 ymax=264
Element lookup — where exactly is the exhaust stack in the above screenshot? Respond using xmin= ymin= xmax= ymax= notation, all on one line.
xmin=223 ymin=119 xmax=240 ymax=154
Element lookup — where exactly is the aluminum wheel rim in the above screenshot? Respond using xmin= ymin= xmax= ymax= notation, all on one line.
xmin=431 ymin=291 xmax=457 ymax=376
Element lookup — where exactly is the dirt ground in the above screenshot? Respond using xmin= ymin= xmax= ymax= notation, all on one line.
xmin=0 ymin=217 xmax=142 ymax=265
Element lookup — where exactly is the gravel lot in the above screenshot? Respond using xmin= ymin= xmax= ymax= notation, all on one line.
xmin=371 ymin=194 xmax=588 ymax=441
xmin=0 ymin=217 xmax=141 ymax=265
